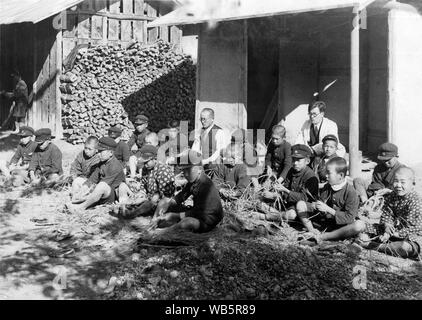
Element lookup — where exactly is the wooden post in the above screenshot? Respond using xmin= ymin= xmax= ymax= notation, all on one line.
xmin=349 ymin=6 xmax=360 ymax=177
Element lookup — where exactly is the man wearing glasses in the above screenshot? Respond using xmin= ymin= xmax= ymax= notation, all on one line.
xmin=296 ymin=101 xmax=346 ymax=157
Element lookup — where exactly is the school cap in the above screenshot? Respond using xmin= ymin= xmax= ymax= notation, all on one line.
xmin=98 ymin=137 xmax=117 ymax=151
xmin=17 ymin=126 xmax=35 ymax=137
xmin=108 ymin=125 xmax=122 ymax=137
xmin=135 ymin=115 xmax=149 ymax=125
xmin=291 ymin=144 xmax=313 ymax=159
xmin=377 ymin=142 xmax=398 ymax=161
xmin=176 ymin=149 xmax=203 ymax=169
xmin=138 ymin=145 xmax=158 ymax=162
xmin=34 ymin=128 xmax=54 ymax=143
xmin=322 ymin=134 xmax=338 ymax=144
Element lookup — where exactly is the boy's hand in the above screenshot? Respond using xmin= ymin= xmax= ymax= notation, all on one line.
xmin=380 ymin=232 xmax=390 ymax=243
xmin=277 ymin=177 xmax=284 ymax=184
xmin=384 ymin=223 xmax=395 ymax=235
xmin=315 ymin=201 xmax=335 ymax=215
xmin=274 ymin=184 xmax=289 ymax=194
xmin=262 ymin=191 xmax=276 ymax=200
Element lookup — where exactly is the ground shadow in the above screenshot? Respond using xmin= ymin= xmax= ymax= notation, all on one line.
xmin=120 ymin=59 xmax=196 ymax=133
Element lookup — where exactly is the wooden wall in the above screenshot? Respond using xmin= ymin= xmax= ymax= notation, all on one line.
xmin=62 ymin=0 xmax=183 ymax=60
xmin=0 ymin=19 xmax=61 ymax=135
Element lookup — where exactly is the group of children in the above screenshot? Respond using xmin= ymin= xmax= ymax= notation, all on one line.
xmin=1 ymin=106 xmax=421 ymax=260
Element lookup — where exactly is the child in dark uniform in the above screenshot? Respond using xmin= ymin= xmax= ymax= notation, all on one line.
xmin=297 ymin=157 xmax=366 ymax=242
xmin=312 ymin=134 xmax=339 ymax=188
xmin=66 ymin=137 xmax=131 ymax=212
xmin=154 ymin=150 xmax=224 ymax=233
xmin=257 ymin=144 xmax=318 ymax=222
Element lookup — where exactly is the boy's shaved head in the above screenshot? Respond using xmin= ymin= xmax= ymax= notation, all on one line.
xmin=395 ymin=167 xmax=416 ymax=183
xmin=272 ymin=125 xmax=286 ymax=138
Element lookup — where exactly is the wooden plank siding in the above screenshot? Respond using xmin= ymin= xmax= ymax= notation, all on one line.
xmin=62 ymin=0 xmax=183 ymax=60
xmin=1 ymin=0 xmax=183 ymax=133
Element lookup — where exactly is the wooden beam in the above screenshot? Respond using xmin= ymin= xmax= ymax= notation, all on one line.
xmin=55 ymin=29 xmax=63 ymax=138
xmin=349 ymin=6 xmax=360 ymax=178
xmin=67 ymin=10 xmax=155 ymax=21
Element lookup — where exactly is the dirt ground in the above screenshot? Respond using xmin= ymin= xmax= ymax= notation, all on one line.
xmin=0 ymin=130 xmax=422 ymax=300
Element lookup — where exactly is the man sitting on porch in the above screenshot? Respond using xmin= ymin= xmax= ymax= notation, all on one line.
xmin=296 ymin=101 xmax=346 ymax=158
xmin=191 ymin=108 xmax=227 ymax=171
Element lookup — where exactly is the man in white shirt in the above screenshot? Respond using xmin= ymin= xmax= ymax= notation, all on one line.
xmin=296 ymin=101 xmax=346 ymax=157
xmin=192 ymin=108 xmax=227 ymax=169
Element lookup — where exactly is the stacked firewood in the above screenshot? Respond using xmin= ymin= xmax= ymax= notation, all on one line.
xmin=61 ymin=40 xmax=196 ymax=144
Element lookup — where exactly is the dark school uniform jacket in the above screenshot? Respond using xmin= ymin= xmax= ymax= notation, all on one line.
xmin=114 ymin=140 xmax=131 ymax=163
xmin=210 ymin=163 xmax=251 ymax=196
xmin=70 ymin=152 xmax=100 ymax=179
xmin=28 ymin=143 xmax=63 ymax=176
xmin=87 ymin=156 xmax=125 ymax=190
xmin=127 ymin=129 xmax=151 ymax=151
xmin=283 ymin=166 xmax=319 ymax=206
xmin=10 ymin=141 xmax=38 ymax=166
xmin=174 ymin=172 xmax=224 ymax=227
xmin=319 ymin=182 xmax=359 ymax=225
xmin=367 ymin=161 xmax=405 ymax=195
xmin=264 ymin=141 xmax=292 ymax=180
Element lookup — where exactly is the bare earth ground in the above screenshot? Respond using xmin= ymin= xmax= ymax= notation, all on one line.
xmin=0 ymin=130 xmax=422 ymax=300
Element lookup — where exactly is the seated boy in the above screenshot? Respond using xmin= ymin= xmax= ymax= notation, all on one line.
xmin=118 ymin=145 xmax=175 ymax=219
xmin=257 ymin=125 xmax=292 ymax=187
xmin=66 ymin=137 xmax=131 ymax=212
xmin=296 ymin=157 xmax=366 ymax=242
xmin=229 ymin=128 xmax=259 ymax=176
xmin=257 ymin=144 xmax=318 ymax=222
xmin=210 ymin=144 xmax=251 ymax=200
xmin=28 ymin=128 xmax=63 ymax=185
xmin=312 ymin=134 xmax=340 ymax=189
xmin=128 ymin=115 xmax=151 ymax=178
xmin=354 ymin=142 xmax=406 ymax=203
xmin=108 ymin=125 xmax=130 ymax=168
xmin=153 ymin=150 xmax=224 ymax=233
xmin=359 ymin=167 xmax=422 ymax=259
xmin=0 ymin=126 xmax=37 ymax=185
xmin=70 ymin=136 xmax=100 ymax=203
xmin=128 ymin=132 xmax=160 ymax=178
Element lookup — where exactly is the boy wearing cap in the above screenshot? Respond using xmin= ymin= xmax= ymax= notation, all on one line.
xmin=67 ymin=137 xmax=130 ymax=211
xmin=258 ymin=144 xmax=319 ymax=222
xmin=296 ymin=157 xmax=365 ymax=242
xmin=28 ymin=128 xmax=63 ymax=184
xmin=154 ymin=150 xmax=224 ymax=233
xmin=119 ymin=145 xmax=176 ymax=219
xmin=128 ymin=115 xmax=151 ymax=178
xmin=260 ymin=125 xmax=292 ymax=185
xmin=353 ymin=142 xmax=406 ymax=203
xmin=312 ymin=134 xmax=340 ymax=188
xmin=0 ymin=126 xmax=37 ymax=183
xmin=210 ymin=144 xmax=250 ymax=200
xmin=70 ymin=136 xmax=100 ymax=203
xmin=108 ymin=125 xmax=130 ymax=167
xmin=359 ymin=167 xmax=422 ymax=259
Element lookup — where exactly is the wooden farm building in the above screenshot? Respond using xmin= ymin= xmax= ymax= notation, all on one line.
xmin=0 ymin=0 xmax=190 ymax=137
xmin=151 ymin=0 xmax=422 ymax=173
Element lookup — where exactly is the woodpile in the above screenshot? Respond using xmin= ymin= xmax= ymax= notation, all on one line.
xmin=61 ymin=40 xmax=196 ymax=144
